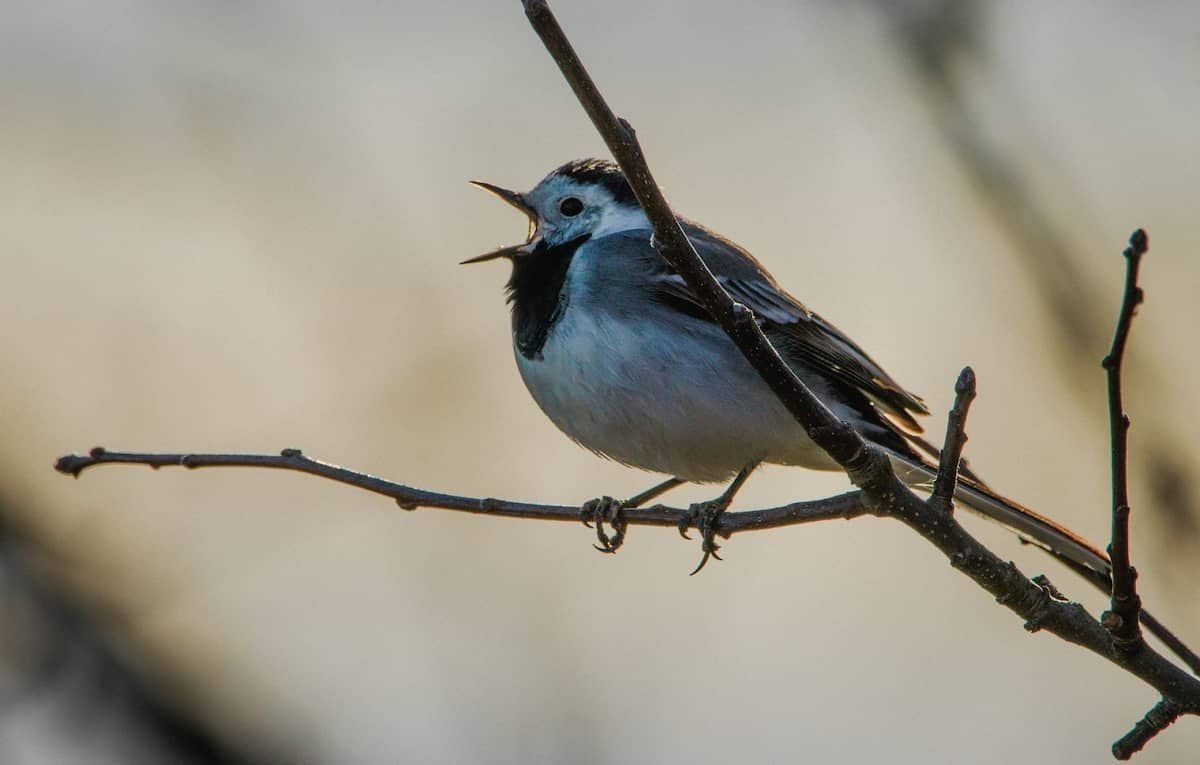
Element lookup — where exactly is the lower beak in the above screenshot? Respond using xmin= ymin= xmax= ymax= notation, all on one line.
xmin=464 ymin=180 xmax=538 ymax=265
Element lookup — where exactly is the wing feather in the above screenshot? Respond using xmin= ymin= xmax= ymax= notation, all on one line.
xmin=646 ymin=221 xmax=929 ymax=432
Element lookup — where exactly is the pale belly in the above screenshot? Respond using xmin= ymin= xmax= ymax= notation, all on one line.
xmin=514 ymin=308 xmax=840 ymax=482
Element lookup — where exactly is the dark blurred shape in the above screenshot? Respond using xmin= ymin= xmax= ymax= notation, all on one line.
xmin=0 ymin=497 xmax=290 ymax=765
xmin=867 ymin=0 xmax=1200 ymax=564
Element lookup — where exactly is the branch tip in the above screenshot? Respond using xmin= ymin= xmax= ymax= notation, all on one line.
xmin=54 ymin=455 xmax=84 ymax=477
xmin=521 ymin=0 xmax=547 ymax=18
xmin=955 ymin=365 xmax=976 ymax=394
xmin=1125 ymin=228 xmax=1148 ymax=258
xmin=1112 ymin=698 xmax=1182 ymax=760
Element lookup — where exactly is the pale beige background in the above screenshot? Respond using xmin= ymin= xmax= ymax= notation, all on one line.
xmin=2 ymin=1 xmax=1198 ymax=763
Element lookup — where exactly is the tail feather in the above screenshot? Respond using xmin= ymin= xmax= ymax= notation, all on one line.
xmin=886 ymin=451 xmax=1111 ymax=575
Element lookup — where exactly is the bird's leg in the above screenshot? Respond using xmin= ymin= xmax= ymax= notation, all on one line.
xmin=582 ymin=476 xmax=686 ymax=554
xmin=677 ymin=463 xmax=758 ymax=575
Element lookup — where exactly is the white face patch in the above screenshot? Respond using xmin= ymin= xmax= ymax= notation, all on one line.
xmin=523 ymin=173 xmax=650 ymax=247
xmin=592 ymin=202 xmax=650 ymax=238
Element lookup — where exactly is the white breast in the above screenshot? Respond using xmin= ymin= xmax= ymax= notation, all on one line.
xmin=514 ymin=300 xmax=839 ymax=482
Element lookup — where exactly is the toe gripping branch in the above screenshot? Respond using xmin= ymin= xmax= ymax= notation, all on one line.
xmin=582 ymin=496 xmax=628 ymax=553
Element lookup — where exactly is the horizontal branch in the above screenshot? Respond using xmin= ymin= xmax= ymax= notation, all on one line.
xmin=54 ymin=444 xmax=1200 ymax=722
xmin=53 ymin=447 xmax=868 ymax=536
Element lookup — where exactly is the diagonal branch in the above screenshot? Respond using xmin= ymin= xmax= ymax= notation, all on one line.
xmin=1102 ymin=229 xmax=1148 ymax=653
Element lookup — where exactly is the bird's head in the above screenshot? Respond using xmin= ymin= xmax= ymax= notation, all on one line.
xmin=463 ymin=159 xmax=648 ymax=264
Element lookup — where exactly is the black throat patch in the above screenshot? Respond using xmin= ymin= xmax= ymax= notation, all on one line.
xmin=506 ymin=234 xmax=591 ymax=359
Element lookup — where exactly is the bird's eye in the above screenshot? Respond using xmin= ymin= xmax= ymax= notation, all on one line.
xmin=559 ymin=197 xmax=584 ymax=217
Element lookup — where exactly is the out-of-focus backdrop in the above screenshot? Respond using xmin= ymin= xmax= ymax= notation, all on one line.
xmin=2 ymin=1 xmax=1198 ymax=763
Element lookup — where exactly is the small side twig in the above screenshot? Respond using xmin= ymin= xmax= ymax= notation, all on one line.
xmin=929 ymin=366 xmax=977 ymax=515
xmin=1113 ymin=698 xmax=1183 ymax=760
xmin=1102 ymin=229 xmax=1148 ymax=653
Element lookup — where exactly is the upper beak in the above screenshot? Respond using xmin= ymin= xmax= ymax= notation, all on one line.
xmin=470 ymin=181 xmax=534 ymax=217
xmin=463 ymin=181 xmax=538 ymax=265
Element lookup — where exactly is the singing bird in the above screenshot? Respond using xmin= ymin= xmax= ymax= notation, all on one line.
xmin=465 ymin=158 xmax=1108 ymax=575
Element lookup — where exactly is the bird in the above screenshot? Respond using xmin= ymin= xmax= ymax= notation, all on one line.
xmin=464 ymin=158 xmax=1109 ymax=576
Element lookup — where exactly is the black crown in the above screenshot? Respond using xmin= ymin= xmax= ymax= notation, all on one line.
xmin=553 ymin=158 xmax=638 ymax=206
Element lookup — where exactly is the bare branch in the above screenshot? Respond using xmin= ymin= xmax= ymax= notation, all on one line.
xmin=1102 ymin=229 xmax=1149 ymax=653
xmin=53 ymin=447 xmax=867 ymax=537
xmin=1113 ymin=698 xmax=1183 ymax=760
xmin=929 ymin=366 xmax=977 ymax=515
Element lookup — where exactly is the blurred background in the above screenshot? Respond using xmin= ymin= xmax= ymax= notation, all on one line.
xmin=2 ymin=1 xmax=1198 ymax=762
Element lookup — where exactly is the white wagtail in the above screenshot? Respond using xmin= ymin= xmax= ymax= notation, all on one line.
xmin=465 ymin=158 xmax=1108 ymax=575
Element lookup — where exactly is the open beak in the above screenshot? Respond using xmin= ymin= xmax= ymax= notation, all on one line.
xmin=463 ymin=181 xmax=539 ymax=264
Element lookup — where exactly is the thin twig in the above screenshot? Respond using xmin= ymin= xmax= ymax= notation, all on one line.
xmin=51 ymin=445 xmax=1200 ymax=674
xmin=1102 ymin=229 xmax=1148 ymax=653
xmin=929 ymin=366 xmax=977 ymax=514
xmin=53 ymin=447 xmax=867 ymax=537
xmin=1113 ymin=698 xmax=1183 ymax=760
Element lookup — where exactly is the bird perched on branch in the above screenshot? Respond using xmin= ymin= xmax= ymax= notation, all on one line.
xmin=466 ymin=158 xmax=1108 ymax=575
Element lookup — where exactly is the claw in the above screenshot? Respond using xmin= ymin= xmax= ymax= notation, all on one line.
xmin=677 ymin=515 xmax=692 ymax=540
xmin=678 ymin=464 xmax=756 ymax=574
xmin=680 ymin=498 xmax=729 ymax=574
xmin=689 ymin=551 xmax=713 ymax=576
xmin=582 ymin=496 xmax=626 ymax=554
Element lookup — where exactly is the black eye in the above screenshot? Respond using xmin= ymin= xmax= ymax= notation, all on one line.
xmin=559 ymin=197 xmax=584 ymax=217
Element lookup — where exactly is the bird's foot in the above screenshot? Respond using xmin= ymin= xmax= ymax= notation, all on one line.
xmin=581 ymin=496 xmax=627 ymax=554
xmin=677 ymin=499 xmax=727 ymax=575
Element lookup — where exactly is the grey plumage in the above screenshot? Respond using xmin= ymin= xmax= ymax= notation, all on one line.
xmin=469 ymin=159 xmax=1111 ymax=575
